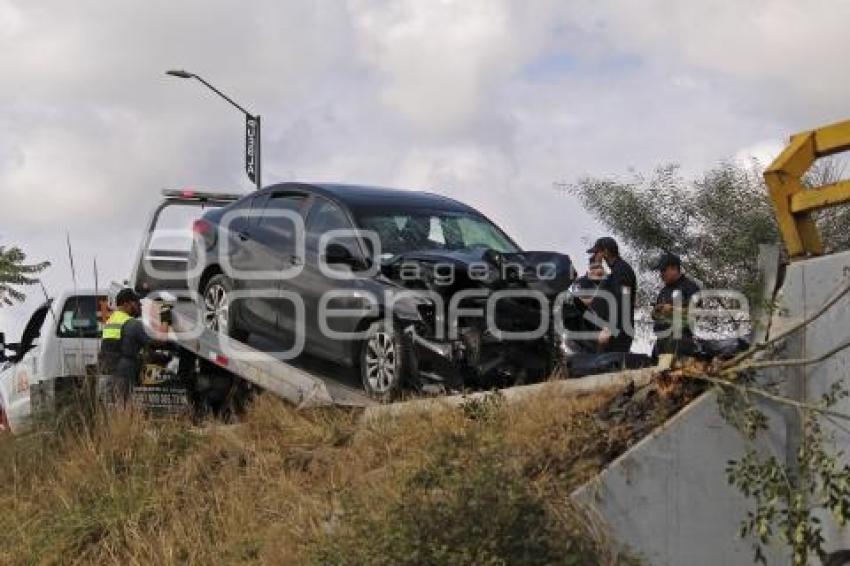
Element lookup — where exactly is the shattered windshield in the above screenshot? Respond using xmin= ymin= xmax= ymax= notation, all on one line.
xmin=357 ymin=211 xmax=519 ymax=257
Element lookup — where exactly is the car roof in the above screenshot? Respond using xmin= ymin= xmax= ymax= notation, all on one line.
xmin=263 ymin=182 xmax=477 ymax=213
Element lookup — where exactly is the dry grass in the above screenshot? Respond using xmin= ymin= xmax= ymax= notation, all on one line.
xmin=0 ymin=385 xmax=642 ymax=565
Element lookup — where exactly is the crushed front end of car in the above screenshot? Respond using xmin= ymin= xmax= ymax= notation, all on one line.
xmin=381 ymin=248 xmax=577 ymax=392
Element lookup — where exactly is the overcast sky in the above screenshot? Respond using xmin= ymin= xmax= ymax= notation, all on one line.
xmin=2 ymin=0 xmax=849 ymax=336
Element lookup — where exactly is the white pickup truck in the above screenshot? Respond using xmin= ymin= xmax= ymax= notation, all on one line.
xmin=0 ymin=289 xmax=106 ymax=433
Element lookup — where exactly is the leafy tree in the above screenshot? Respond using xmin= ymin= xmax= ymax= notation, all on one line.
xmin=0 ymin=245 xmax=50 ymax=306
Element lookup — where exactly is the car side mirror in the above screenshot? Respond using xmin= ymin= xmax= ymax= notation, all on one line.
xmin=324 ymin=242 xmax=366 ymax=270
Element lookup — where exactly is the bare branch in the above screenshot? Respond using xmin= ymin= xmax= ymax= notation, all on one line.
xmin=721 ymin=339 xmax=850 ymax=375
xmin=699 ymin=374 xmax=850 ymax=423
xmin=723 ymin=278 xmax=850 ymax=369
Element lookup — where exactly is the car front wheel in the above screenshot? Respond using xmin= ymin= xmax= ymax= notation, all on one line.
xmin=360 ymin=320 xmax=411 ymax=402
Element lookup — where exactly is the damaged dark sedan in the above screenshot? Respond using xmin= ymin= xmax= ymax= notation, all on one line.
xmin=188 ymin=182 xmax=577 ymax=400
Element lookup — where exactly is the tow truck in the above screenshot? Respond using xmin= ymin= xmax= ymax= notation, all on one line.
xmin=0 ymin=190 xmax=374 ymax=433
xmin=0 ymin=290 xmax=108 ymax=432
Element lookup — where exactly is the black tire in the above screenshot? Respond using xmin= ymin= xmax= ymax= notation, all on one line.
xmin=202 ymin=274 xmax=249 ymax=341
xmin=360 ymin=319 xmax=412 ymax=402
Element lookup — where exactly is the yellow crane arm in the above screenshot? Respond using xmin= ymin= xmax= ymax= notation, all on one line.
xmin=765 ymin=119 xmax=850 ymax=257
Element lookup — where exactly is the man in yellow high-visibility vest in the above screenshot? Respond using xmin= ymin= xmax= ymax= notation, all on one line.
xmin=99 ymin=288 xmax=149 ymax=403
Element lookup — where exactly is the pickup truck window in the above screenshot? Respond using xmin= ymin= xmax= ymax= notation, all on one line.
xmin=57 ymin=296 xmax=107 ymax=339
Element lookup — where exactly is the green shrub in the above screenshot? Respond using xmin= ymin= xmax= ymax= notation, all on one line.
xmin=309 ymin=431 xmax=623 ymax=565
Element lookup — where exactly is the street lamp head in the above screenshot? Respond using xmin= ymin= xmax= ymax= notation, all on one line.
xmin=163 ymin=69 xmax=261 ymax=190
xmin=166 ymin=69 xmax=194 ymax=79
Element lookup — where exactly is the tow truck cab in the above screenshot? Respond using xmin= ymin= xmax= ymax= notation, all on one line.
xmin=0 ymin=290 xmax=107 ymax=433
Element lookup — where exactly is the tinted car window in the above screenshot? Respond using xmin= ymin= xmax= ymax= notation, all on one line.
xmin=306 ymin=198 xmax=361 ymax=257
xmin=259 ymin=193 xmax=305 ymax=241
xmin=307 ymin=198 xmax=352 ymax=236
xmin=248 ymin=193 xmax=268 ymax=222
xmin=228 ymin=193 xmax=268 ymax=231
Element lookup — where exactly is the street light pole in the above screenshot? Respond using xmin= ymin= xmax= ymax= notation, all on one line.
xmin=166 ymin=69 xmax=262 ymax=191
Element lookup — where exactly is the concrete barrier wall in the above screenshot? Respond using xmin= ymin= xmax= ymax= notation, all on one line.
xmin=573 ymin=249 xmax=850 ymax=564
xmin=573 ymin=390 xmax=788 ymax=565
xmin=778 ymin=251 xmax=850 ymax=549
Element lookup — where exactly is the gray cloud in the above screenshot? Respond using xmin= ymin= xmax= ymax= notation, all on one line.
xmin=1 ymin=0 xmax=844 ymax=335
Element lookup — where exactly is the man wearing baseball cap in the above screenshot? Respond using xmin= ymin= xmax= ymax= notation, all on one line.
xmin=652 ymin=252 xmax=701 ymax=357
xmin=99 ymin=288 xmax=157 ymax=404
xmin=586 ymin=237 xmax=637 ymax=353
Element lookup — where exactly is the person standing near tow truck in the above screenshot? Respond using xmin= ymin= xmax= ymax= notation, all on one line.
xmin=99 ymin=288 xmax=154 ymax=404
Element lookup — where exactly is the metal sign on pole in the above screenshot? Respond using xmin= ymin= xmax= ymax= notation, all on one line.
xmin=245 ymin=115 xmax=261 ymax=191
xmin=255 ymin=115 xmax=261 ymax=192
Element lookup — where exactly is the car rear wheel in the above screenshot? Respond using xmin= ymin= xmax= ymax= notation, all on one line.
xmin=203 ymin=274 xmax=249 ymax=341
xmin=360 ymin=319 xmax=411 ymax=402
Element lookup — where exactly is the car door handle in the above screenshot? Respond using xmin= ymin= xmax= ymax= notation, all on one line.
xmin=289 ymin=255 xmax=302 ymax=266
xmin=237 ymin=231 xmax=251 ymax=241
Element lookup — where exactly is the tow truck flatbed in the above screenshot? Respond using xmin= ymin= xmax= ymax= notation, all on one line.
xmin=166 ymin=302 xmax=374 ymax=408
xmin=129 ymin=189 xmax=373 ymax=410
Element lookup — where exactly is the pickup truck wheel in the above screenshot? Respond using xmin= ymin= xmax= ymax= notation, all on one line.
xmin=203 ymin=274 xmax=249 ymax=341
xmin=360 ymin=320 xmax=410 ymax=402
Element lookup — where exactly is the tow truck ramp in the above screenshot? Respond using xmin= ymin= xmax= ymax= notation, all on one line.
xmin=166 ymin=302 xmax=374 ymax=409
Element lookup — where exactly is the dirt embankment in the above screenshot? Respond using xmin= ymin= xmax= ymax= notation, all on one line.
xmin=0 ymin=372 xmax=701 ymax=565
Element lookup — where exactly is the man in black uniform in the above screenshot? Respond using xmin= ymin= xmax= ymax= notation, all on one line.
xmin=570 ymin=261 xmax=611 ymax=353
xmin=587 ymin=237 xmax=636 ymax=353
xmin=652 ymin=253 xmax=701 ymax=357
